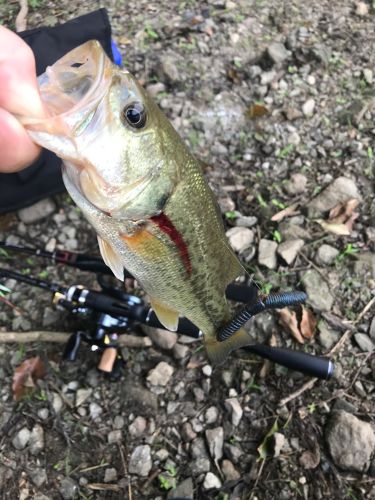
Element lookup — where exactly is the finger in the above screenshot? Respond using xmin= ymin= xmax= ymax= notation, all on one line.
xmin=0 ymin=107 xmax=41 ymax=172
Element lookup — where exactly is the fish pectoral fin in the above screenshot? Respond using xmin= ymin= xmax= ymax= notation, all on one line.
xmin=97 ymin=236 xmax=124 ymax=281
xmin=205 ymin=327 xmax=251 ymax=365
xmin=150 ymin=298 xmax=179 ymax=332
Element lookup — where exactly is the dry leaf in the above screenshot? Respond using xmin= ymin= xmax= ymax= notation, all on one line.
xmin=186 ymin=355 xmax=205 ymax=369
xmin=271 ymin=203 xmax=299 ymax=222
xmin=278 ymin=306 xmax=316 ymax=343
xmin=227 ymin=67 xmax=241 ymax=84
xmin=246 ymin=103 xmax=269 ymax=119
xmin=316 ymin=219 xmax=351 ymax=236
xmin=12 ymin=356 xmax=45 ymax=401
xmin=329 ymin=198 xmax=359 ymax=222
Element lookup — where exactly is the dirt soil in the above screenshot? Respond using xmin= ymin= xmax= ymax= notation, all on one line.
xmin=0 ymin=1 xmax=374 ymax=499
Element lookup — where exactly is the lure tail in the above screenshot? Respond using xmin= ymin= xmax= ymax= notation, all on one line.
xmin=205 ymin=327 xmax=252 ymax=365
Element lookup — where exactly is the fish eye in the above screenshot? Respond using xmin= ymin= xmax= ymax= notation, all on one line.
xmin=121 ymin=102 xmax=147 ymax=129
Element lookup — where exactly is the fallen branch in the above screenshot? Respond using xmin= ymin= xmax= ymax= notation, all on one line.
xmin=15 ymin=0 xmax=28 ymax=32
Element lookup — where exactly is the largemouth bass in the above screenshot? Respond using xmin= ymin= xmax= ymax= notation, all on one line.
xmin=20 ymin=41 xmax=252 ymax=363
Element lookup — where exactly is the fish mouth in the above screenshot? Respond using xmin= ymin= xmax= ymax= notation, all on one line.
xmin=19 ymin=41 xmax=112 ymax=135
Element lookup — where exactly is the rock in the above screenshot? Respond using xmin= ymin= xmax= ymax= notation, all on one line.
xmin=224 ymin=443 xmax=243 ymax=462
xmin=221 ymin=459 xmax=240 ymax=481
xmin=284 ymin=173 xmax=307 ymax=195
xmin=12 ymin=427 xmax=30 ymax=450
xmin=51 ymin=392 xmax=63 ymax=413
xmin=29 ymin=424 xmax=44 ymax=455
xmin=202 ymin=365 xmax=212 ymax=377
xmin=75 ymin=388 xmax=92 ymax=407
xmin=120 ymin=382 xmax=159 ymax=414
xmin=356 ymin=2 xmax=369 ymax=16
xmin=226 ymin=227 xmax=254 ymax=253
xmin=203 ymin=472 xmax=222 ymax=490
xmin=234 ymin=215 xmax=258 ymax=228
xmin=168 ymin=477 xmax=194 ymax=499
xmin=325 ymin=411 xmax=375 ymax=472
xmin=315 ymin=244 xmax=339 ymax=266
xmin=59 ymin=478 xmax=78 ymax=500
xmin=279 ymin=222 xmax=311 ymax=241
xmin=37 ymin=408 xmax=49 ymax=420
xmin=114 ymin=416 xmax=125 ymax=429
xmin=363 ymin=68 xmax=373 ymax=84
xmin=18 ymin=198 xmax=56 ymax=224
xmin=260 ymin=70 xmax=276 ymax=85
xmin=354 ymin=333 xmax=374 ymax=352
xmin=301 ymin=270 xmax=334 ymax=312
xmin=307 ymin=177 xmax=362 ymax=218
xmin=146 ymin=82 xmax=166 ymax=97
xmin=144 ymin=327 xmax=177 ymax=350
xmin=42 ymin=307 xmax=60 ymax=327
xmin=302 ymin=98 xmax=315 ymax=116
xmin=89 ymin=402 xmax=103 ymax=420
xmin=29 ymin=468 xmax=47 ymax=487
xmin=173 ymin=343 xmax=190 ymax=360
xmin=277 ymin=239 xmax=304 ymax=265
xmin=205 ymin=406 xmax=219 ymax=424
xmin=258 ymin=239 xmax=278 ymax=269
xmin=284 ymin=107 xmax=303 ymax=121
xmin=191 ymin=437 xmax=209 ymax=460
xmin=158 ymin=53 xmax=181 ymax=84
xmin=224 ymin=398 xmax=243 ymax=426
xmin=129 ymin=445 xmax=152 ymax=476
xmin=191 ymin=457 xmax=211 ymax=474
xmin=218 ymin=196 xmax=235 ymax=213
xmin=205 ymin=427 xmax=224 ymax=461
xmin=273 ymin=433 xmax=286 ymax=457
xmin=267 ymin=42 xmax=290 ymax=64
xmin=108 ymin=430 xmax=122 ymax=444
xmin=104 ymin=468 xmax=117 ymax=483
xmin=129 ymin=416 xmax=147 ymax=437
xmin=147 ymin=361 xmax=174 ymax=386
xmin=318 ymin=321 xmax=340 ymax=350
xmin=354 ymin=253 xmax=375 ymax=279
xmin=369 ymin=317 xmax=375 ymax=340
xmin=181 ymin=422 xmax=197 ymax=442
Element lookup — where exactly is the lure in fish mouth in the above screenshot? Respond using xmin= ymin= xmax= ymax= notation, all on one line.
xmin=19 ymin=40 xmax=254 ymax=364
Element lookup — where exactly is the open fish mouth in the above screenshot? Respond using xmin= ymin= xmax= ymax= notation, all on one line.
xmin=19 ymin=40 xmax=112 ymax=135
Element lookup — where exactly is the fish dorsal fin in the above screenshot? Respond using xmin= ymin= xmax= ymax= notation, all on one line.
xmin=150 ymin=297 xmax=179 ymax=332
xmin=97 ymin=236 xmax=124 ymax=281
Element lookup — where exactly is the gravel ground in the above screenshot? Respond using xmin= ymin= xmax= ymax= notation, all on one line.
xmin=0 ymin=1 xmax=374 ymax=499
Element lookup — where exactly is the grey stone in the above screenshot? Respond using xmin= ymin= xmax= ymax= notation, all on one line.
xmin=51 ymin=392 xmax=63 ymax=413
xmin=108 ymin=430 xmax=122 ymax=444
xmin=18 ymin=198 xmax=56 ymax=224
xmin=12 ymin=428 xmax=30 ymax=450
xmin=205 ymin=427 xmax=224 ymax=461
xmin=326 ymin=411 xmax=375 ymax=472
xmin=234 ymin=215 xmax=258 ymax=228
xmin=261 ymin=70 xmax=277 ymax=85
xmin=37 ymin=408 xmax=49 ymax=420
xmin=221 ymin=459 xmax=240 ymax=481
xmin=279 ymin=222 xmax=311 ymax=241
xmin=147 ymin=361 xmax=174 ymax=386
xmin=258 ymin=239 xmax=278 ymax=269
xmin=369 ymin=317 xmax=375 ymax=340
xmin=129 ymin=445 xmax=152 ymax=476
xmin=158 ymin=54 xmax=181 ymax=84
xmin=277 ymin=239 xmax=304 ymax=265
xmin=318 ymin=322 xmax=340 ymax=350
xmin=354 ymin=253 xmax=375 ymax=279
xmin=168 ymin=477 xmax=194 ymax=499
xmin=114 ymin=416 xmax=125 ymax=429
xmin=42 ymin=307 xmax=61 ymax=328
xmin=316 ymin=244 xmax=339 ymax=266
xmin=59 ymin=478 xmax=78 ymax=500
xmin=89 ymin=402 xmax=103 ymax=420
xmin=146 ymin=82 xmax=166 ymax=97
xmin=302 ymin=99 xmax=315 ymax=116
xmin=104 ymin=468 xmax=117 ymax=483
xmin=205 ymin=406 xmax=219 ymax=424
xmin=363 ymin=68 xmax=373 ymax=84
xmin=224 ymin=398 xmax=243 ymax=426
xmin=75 ymin=388 xmax=92 ymax=407
xmin=354 ymin=334 xmax=374 ymax=352
xmin=129 ymin=416 xmax=147 ymax=437
xmin=181 ymin=422 xmax=197 ymax=442
xmin=173 ymin=343 xmax=190 ymax=359
xmin=191 ymin=457 xmax=210 ymax=474
xmin=29 ymin=468 xmax=47 ymax=487
xmin=203 ymin=472 xmax=222 ymax=490
xmin=224 ymin=443 xmax=243 ymax=462
xmin=191 ymin=437 xmax=209 ymax=460
xmin=226 ymin=227 xmax=254 ymax=253
xmin=29 ymin=424 xmax=44 ymax=455
xmin=307 ymin=177 xmax=362 ymax=218
xmin=144 ymin=326 xmax=177 ymax=350
xmin=284 ymin=173 xmax=307 ymax=195
xmin=267 ymin=42 xmax=290 ymax=64
xmin=301 ymin=270 xmax=334 ymax=312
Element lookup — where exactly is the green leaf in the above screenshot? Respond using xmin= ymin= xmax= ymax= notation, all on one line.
xmin=257 ymin=419 xmax=279 ymax=460
xmin=225 ymin=211 xmax=238 ymax=220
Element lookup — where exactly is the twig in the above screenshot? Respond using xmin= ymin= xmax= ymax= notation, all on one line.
xmin=0 ymin=331 xmax=70 ymax=343
xmin=0 ymin=296 xmax=22 ymax=313
xmin=15 ymin=0 xmax=28 ymax=32
xmin=249 ymin=458 xmax=266 ymax=500
xmin=278 ymin=296 xmax=375 ymax=407
xmin=118 ymin=443 xmax=132 ymax=500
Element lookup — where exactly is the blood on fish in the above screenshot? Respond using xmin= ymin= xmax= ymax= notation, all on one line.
xmin=150 ymin=213 xmax=192 ymax=276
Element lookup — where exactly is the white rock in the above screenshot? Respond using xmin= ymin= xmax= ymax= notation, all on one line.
xmin=89 ymin=402 xmax=103 ymax=420
xmin=144 ymin=327 xmax=177 ymax=350
xmin=75 ymin=388 xmax=92 ymax=407
xmin=51 ymin=392 xmax=63 ymax=413
xmin=108 ymin=430 xmax=122 ymax=444
xmin=205 ymin=427 xmax=224 ymax=460
xmin=302 ymin=98 xmax=315 ymax=116
xmin=267 ymin=42 xmax=290 ymax=64
xmin=363 ymin=68 xmax=373 ymax=84
xmin=203 ymin=472 xmax=222 ymax=490
xmin=104 ymin=468 xmax=117 ymax=483
xmin=277 ymin=239 xmax=304 ymax=264
xmin=202 ymin=365 xmax=212 ymax=377
xmin=129 ymin=416 xmax=147 ymax=437
xmin=129 ymin=445 xmax=152 ymax=476
xmin=205 ymin=406 xmax=219 ymax=424
xmin=225 ymin=397 xmax=243 ymax=426
xmin=258 ymin=239 xmax=278 ymax=269
xmin=226 ymin=227 xmax=254 ymax=253
xmin=356 ymin=2 xmax=369 ymax=16
xmin=147 ymin=361 xmax=174 ymax=386
xmin=18 ymin=198 xmax=56 ymax=224
xmin=315 ymin=244 xmax=339 ymax=266
xmin=29 ymin=424 xmax=44 ymax=455
xmin=12 ymin=427 xmax=30 ymax=450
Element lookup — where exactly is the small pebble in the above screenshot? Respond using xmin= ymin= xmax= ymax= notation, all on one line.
xmin=203 ymin=472 xmax=222 ymax=490
xmin=202 ymin=365 xmax=212 ymax=377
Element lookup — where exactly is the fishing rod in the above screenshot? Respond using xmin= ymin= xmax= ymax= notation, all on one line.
xmin=0 ymin=244 xmax=334 ymax=380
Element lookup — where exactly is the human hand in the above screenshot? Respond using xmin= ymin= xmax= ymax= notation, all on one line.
xmin=0 ymin=26 xmax=45 ymax=173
